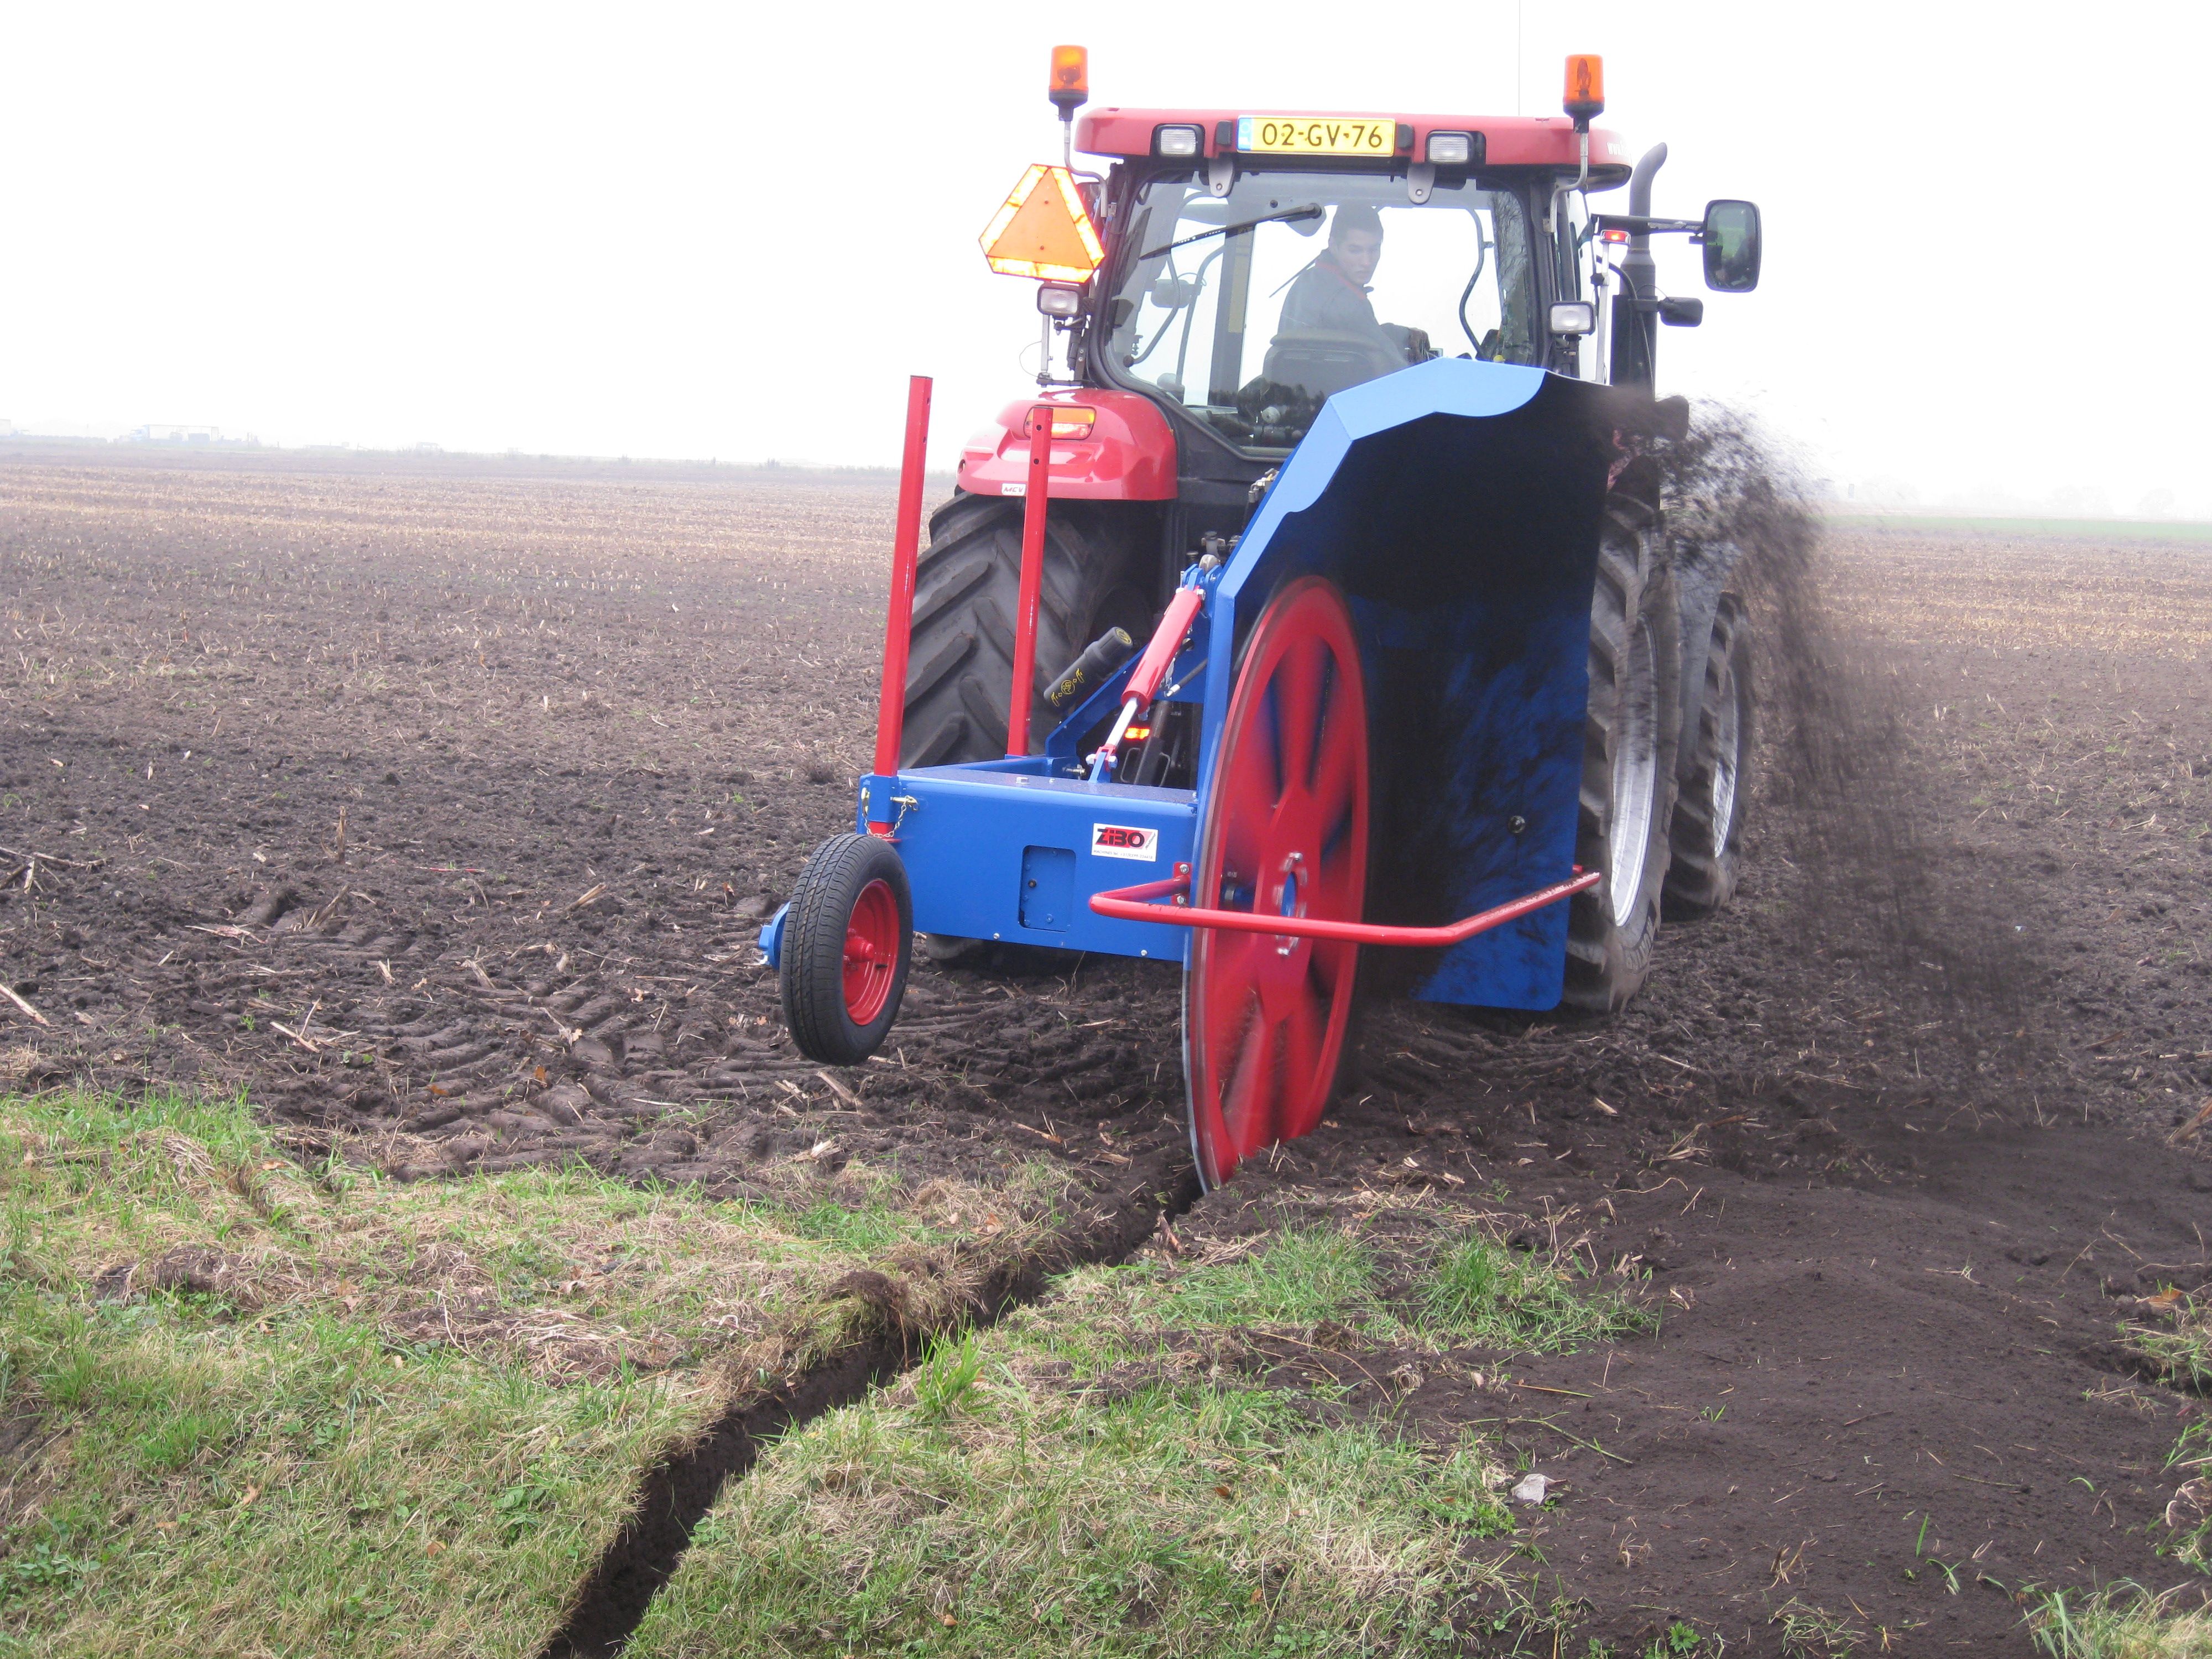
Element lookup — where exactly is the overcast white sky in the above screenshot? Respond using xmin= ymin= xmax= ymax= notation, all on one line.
xmin=3 ymin=2 xmax=2206 ymax=514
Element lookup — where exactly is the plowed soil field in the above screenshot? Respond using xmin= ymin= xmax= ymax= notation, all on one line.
xmin=3 ymin=447 xmax=2209 ymax=1652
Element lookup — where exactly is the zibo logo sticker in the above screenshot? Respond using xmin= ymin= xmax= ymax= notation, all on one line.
xmin=1091 ymin=823 xmax=1157 ymax=862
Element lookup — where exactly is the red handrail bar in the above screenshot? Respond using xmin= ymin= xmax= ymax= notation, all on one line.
xmin=1089 ymin=864 xmax=1602 ymax=946
xmin=1004 ymin=408 xmax=1055 ymax=757
xmin=869 ymin=375 xmax=933 ymax=829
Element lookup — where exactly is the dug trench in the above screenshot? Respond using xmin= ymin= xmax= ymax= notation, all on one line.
xmin=2 ymin=447 xmax=2209 ymax=1651
xmin=539 ymin=1156 xmax=1199 ymax=1659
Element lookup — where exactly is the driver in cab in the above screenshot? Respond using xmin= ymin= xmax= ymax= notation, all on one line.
xmin=1277 ymin=204 xmax=1431 ymax=363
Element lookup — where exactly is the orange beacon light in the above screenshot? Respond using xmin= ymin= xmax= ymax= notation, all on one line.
xmin=1050 ymin=45 xmax=1089 ymax=116
xmin=1563 ymin=54 xmax=1605 ymax=131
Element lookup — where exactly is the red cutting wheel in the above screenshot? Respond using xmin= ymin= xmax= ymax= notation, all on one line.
xmin=842 ymin=878 xmax=901 ymax=1025
xmin=1183 ymin=576 xmax=1369 ymax=1188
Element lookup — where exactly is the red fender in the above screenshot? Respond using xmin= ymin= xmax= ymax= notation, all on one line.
xmin=955 ymin=390 xmax=1177 ymax=502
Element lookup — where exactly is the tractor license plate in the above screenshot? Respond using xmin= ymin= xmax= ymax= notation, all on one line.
xmin=1237 ymin=115 xmax=1398 ymax=156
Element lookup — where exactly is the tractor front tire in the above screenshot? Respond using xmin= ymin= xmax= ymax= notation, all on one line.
xmin=901 ymin=493 xmax=1150 ymax=767
xmin=1665 ymin=590 xmax=1754 ymax=915
xmin=1564 ymin=518 xmax=1683 ymax=1013
xmin=780 ymin=833 xmax=912 ymax=1066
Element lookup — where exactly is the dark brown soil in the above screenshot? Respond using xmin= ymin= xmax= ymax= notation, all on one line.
xmin=1188 ymin=1085 xmax=2211 ymax=1651
xmin=0 ymin=450 xmax=1184 ymax=1194
xmin=3 ymin=450 xmax=2208 ymax=1650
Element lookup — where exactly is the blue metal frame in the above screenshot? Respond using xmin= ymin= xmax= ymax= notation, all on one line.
xmin=830 ymin=358 xmax=1615 ymax=1009
xmin=857 ymin=763 xmax=1197 ymax=960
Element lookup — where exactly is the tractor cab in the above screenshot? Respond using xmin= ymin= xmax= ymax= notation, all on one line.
xmin=1074 ymin=109 xmax=1639 ymax=458
xmin=959 ymin=60 xmax=1759 ymax=543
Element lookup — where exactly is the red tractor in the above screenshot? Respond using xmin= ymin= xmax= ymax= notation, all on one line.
xmin=768 ymin=49 xmax=1763 ymax=1185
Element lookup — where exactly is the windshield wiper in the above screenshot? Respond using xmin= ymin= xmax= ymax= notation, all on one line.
xmin=1137 ymin=204 xmax=1322 ymax=262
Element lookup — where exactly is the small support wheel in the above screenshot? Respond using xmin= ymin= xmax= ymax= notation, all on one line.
xmin=1184 ymin=576 xmax=1369 ymax=1189
xmin=779 ymin=833 xmax=912 ymax=1065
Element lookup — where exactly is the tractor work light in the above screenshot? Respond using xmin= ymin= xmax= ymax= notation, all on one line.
xmin=1563 ymin=54 xmax=1605 ymax=128
xmin=1425 ymin=131 xmax=1474 ymax=166
xmin=1036 ymin=283 xmax=1083 ymax=318
xmin=1154 ymin=124 xmax=1202 ymax=158
xmin=1548 ymin=301 xmax=1595 ymax=336
xmin=1050 ymin=44 xmax=1089 ymax=115
xmin=1022 ymin=405 xmax=1097 ymax=439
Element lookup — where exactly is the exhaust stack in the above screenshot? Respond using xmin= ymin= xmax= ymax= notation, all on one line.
xmin=1613 ymin=143 xmax=1668 ymax=389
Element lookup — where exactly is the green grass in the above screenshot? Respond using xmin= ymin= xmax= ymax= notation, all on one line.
xmin=629 ymin=1307 xmax=1530 ymax=1658
xmin=2026 ymin=1583 xmax=2212 ymax=1657
xmin=1086 ymin=1220 xmax=1646 ymax=1356
xmin=0 ymin=1093 xmax=1653 ymax=1656
xmin=1418 ymin=1233 xmax=1653 ymax=1350
xmin=2166 ymin=1416 xmax=2211 ymax=1575
xmin=0 ymin=1284 xmax=685 ymax=1656
xmin=2126 ymin=1297 xmax=2211 ymax=1394
xmin=0 ymin=1086 xmax=956 ymax=1657
xmin=1144 ymin=1227 xmax=1380 ymax=1331
xmin=627 ymin=1213 xmax=1648 ymax=1658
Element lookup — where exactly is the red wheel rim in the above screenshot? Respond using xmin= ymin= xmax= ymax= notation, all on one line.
xmin=842 ymin=878 xmax=900 ymax=1026
xmin=1184 ymin=576 xmax=1368 ymax=1188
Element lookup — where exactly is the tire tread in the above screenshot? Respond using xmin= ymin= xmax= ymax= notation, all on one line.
xmin=1563 ymin=512 xmax=1683 ymax=1013
xmin=780 ymin=833 xmax=911 ymax=1065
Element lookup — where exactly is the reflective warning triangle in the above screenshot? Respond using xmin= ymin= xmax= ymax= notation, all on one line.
xmin=979 ymin=164 xmax=1104 ymax=283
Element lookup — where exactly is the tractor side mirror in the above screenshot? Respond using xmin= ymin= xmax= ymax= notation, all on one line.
xmin=1701 ymin=200 xmax=1761 ymax=292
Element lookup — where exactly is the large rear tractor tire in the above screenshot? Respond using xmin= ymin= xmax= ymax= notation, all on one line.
xmin=779 ymin=833 xmax=912 ymax=1065
xmin=1665 ymin=590 xmax=1754 ymax=915
xmin=1563 ymin=517 xmax=1682 ymax=1013
xmin=900 ymin=493 xmax=1151 ymax=768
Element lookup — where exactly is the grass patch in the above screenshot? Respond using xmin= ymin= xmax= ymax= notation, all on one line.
xmin=2166 ymin=1416 xmax=2211 ymax=1575
xmin=0 ymin=1285 xmax=685 ymax=1657
xmin=1145 ymin=1227 xmax=1380 ymax=1331
xmin=628 ymin=1291 xmax=1533 ymax=1659
xmin=0 ymin=1086 xmax=950 ymax=1656
xmin=2025 ymin=1583 xmax=2212 ymax=1657
xmin=627 ymin=1211 xmax=1649 ymax=1657
xmin=1067 ymin=1215 xmax=1647 ymax=1358
xmin=1418 ymin=1232 xmax=1652 ymax=1352
xmin=2127 ymin=1297 xmax=2211 ymax=1394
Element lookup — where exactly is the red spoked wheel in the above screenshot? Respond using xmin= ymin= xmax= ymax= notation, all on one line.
xmin=1183 ymin=576 xmax=1369 ymax=1188
xmin=781 ymin=833 xmax=912 ymax=1066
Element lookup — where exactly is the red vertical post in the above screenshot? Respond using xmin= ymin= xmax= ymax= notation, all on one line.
xmin=1005 ymin=407 xmax=1053 ymax=757
xmin=869 ymin=375 xmax=932 ymax=829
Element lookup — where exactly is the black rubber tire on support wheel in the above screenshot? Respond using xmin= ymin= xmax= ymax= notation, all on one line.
xmin=1665 ymin=590 xmax=1754 ymax=915
xmin=779 ymin=833 xmax=912 ymax=1065
xmin=901 ymin=492 xmax=1151 ymax=767
xmin=1563 ymin=512 xmax=1683 ymax=1013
